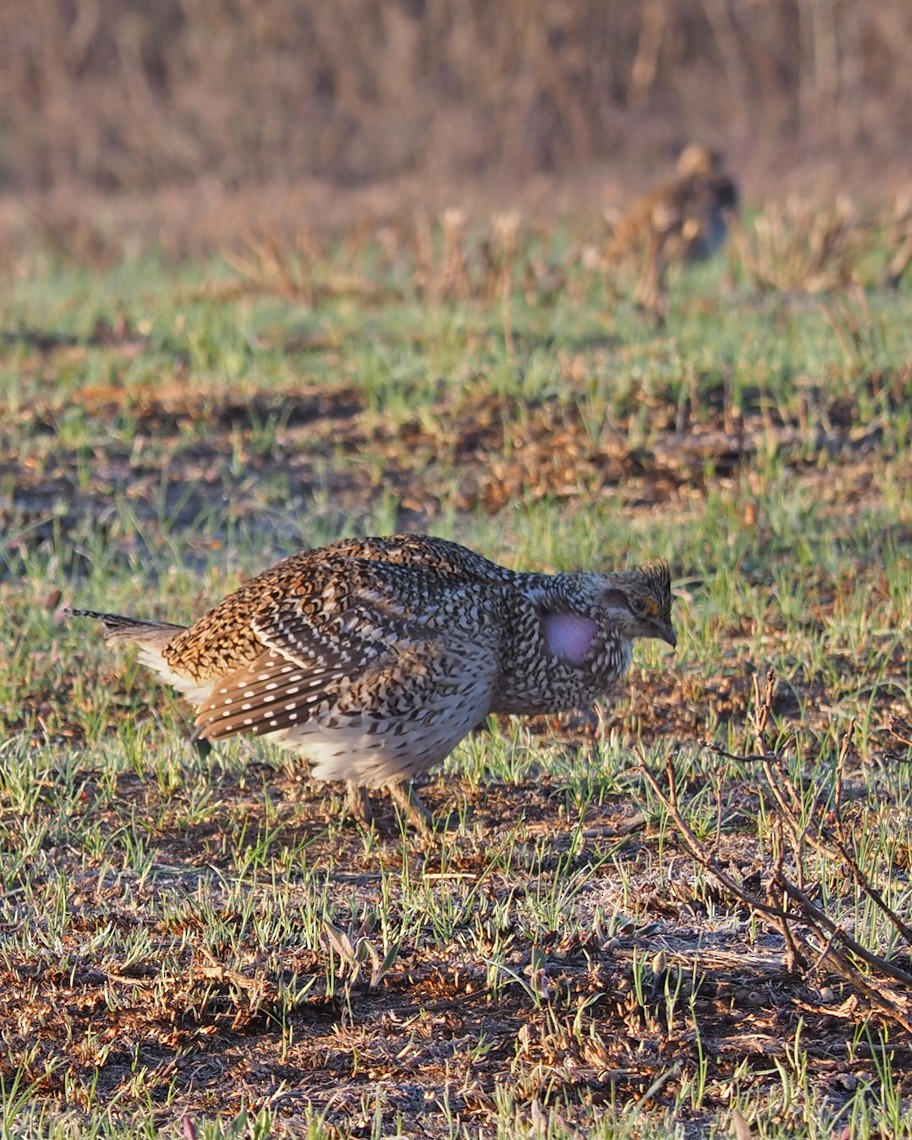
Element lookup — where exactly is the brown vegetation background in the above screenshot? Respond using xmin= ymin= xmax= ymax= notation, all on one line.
xmin=2 ymin=0 xmax=910 ymax=199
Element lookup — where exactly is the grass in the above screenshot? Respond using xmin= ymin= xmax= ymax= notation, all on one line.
xmin=1 ymin=204 xmax=912 ymax=1137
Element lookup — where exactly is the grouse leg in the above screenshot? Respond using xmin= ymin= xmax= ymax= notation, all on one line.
xmin=388 ymin=781 xmax=434 ymax=834
xmin=346 ymin=780 xmax=375 ymax=826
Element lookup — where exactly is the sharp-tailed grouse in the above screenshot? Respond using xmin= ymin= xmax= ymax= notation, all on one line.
xmin=70 ymin=534 xmax=675 ymax=830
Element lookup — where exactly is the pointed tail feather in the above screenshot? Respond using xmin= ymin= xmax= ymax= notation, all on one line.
xmin=66 ymin=608 xmax=187 ymax=644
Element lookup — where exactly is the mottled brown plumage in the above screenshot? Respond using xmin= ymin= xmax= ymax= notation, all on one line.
xmin=69 ymin=535 xmax=675 ymax=830
xmin=607 ymin=145 xmax=739 ymax=315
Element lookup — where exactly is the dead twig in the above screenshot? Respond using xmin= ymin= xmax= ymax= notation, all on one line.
xmin=773 ymin=875 xmax=912 ymax=989
xmin=637 ymin=756 xmax=800 ymax=934
xmin=638 ymin=696 xmax=912 ymax=1033
xmin=715 ymin=676 xmax=912 ymax=953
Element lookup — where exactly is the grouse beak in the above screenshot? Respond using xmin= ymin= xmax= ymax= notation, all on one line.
xmin=657 ymin=621 xmax=677 ymax=650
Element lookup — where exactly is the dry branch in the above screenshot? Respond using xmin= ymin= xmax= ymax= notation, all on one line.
xmin=637 ymin=672 xmax=912 ymax=1032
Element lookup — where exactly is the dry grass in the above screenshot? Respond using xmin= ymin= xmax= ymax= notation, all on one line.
xmin=729 ymin=199 xmax=867 ymax=295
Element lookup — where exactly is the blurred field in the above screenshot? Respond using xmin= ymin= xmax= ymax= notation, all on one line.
xmin=3 ymin=0 xmax=912 ymax=197
xmin=1 ymin=195 xmax=912 ymax=1138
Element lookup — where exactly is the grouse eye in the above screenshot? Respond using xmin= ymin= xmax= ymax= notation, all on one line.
xmin=632 ymin=596 xmax=660 ymax=619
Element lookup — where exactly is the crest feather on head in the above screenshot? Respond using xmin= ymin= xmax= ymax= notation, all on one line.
xmin=637 ymin=559 xmax=673 ymax=618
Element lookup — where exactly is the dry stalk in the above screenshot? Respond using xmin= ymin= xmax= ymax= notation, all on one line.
xmin=223 ymin=231 xmax=321 ymax=303
xmin=637 ymin=673 xmax=912 ymax=1032
xmin=224 ymin=229 xmax=395 ymax=305
xmin=816 ymin=285 xmax=887 ymax=375
xmin=482 ymin=211 xmax=521 ymax=359
xmin=439 ymin=207 xmax=472 ymax=302
xmin=730 ymin=198 xmax=868 ymax=294
xmin=882 ymin=199 xmax=912 ymax=289
xmin=749 ymin=673 xmax=912 ymax=952
xmin=481 ymin=211 xmax=521 ymax=305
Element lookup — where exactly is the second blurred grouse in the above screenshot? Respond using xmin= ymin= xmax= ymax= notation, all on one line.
xmin=71 ymin=535 xmax=675 ymax=829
